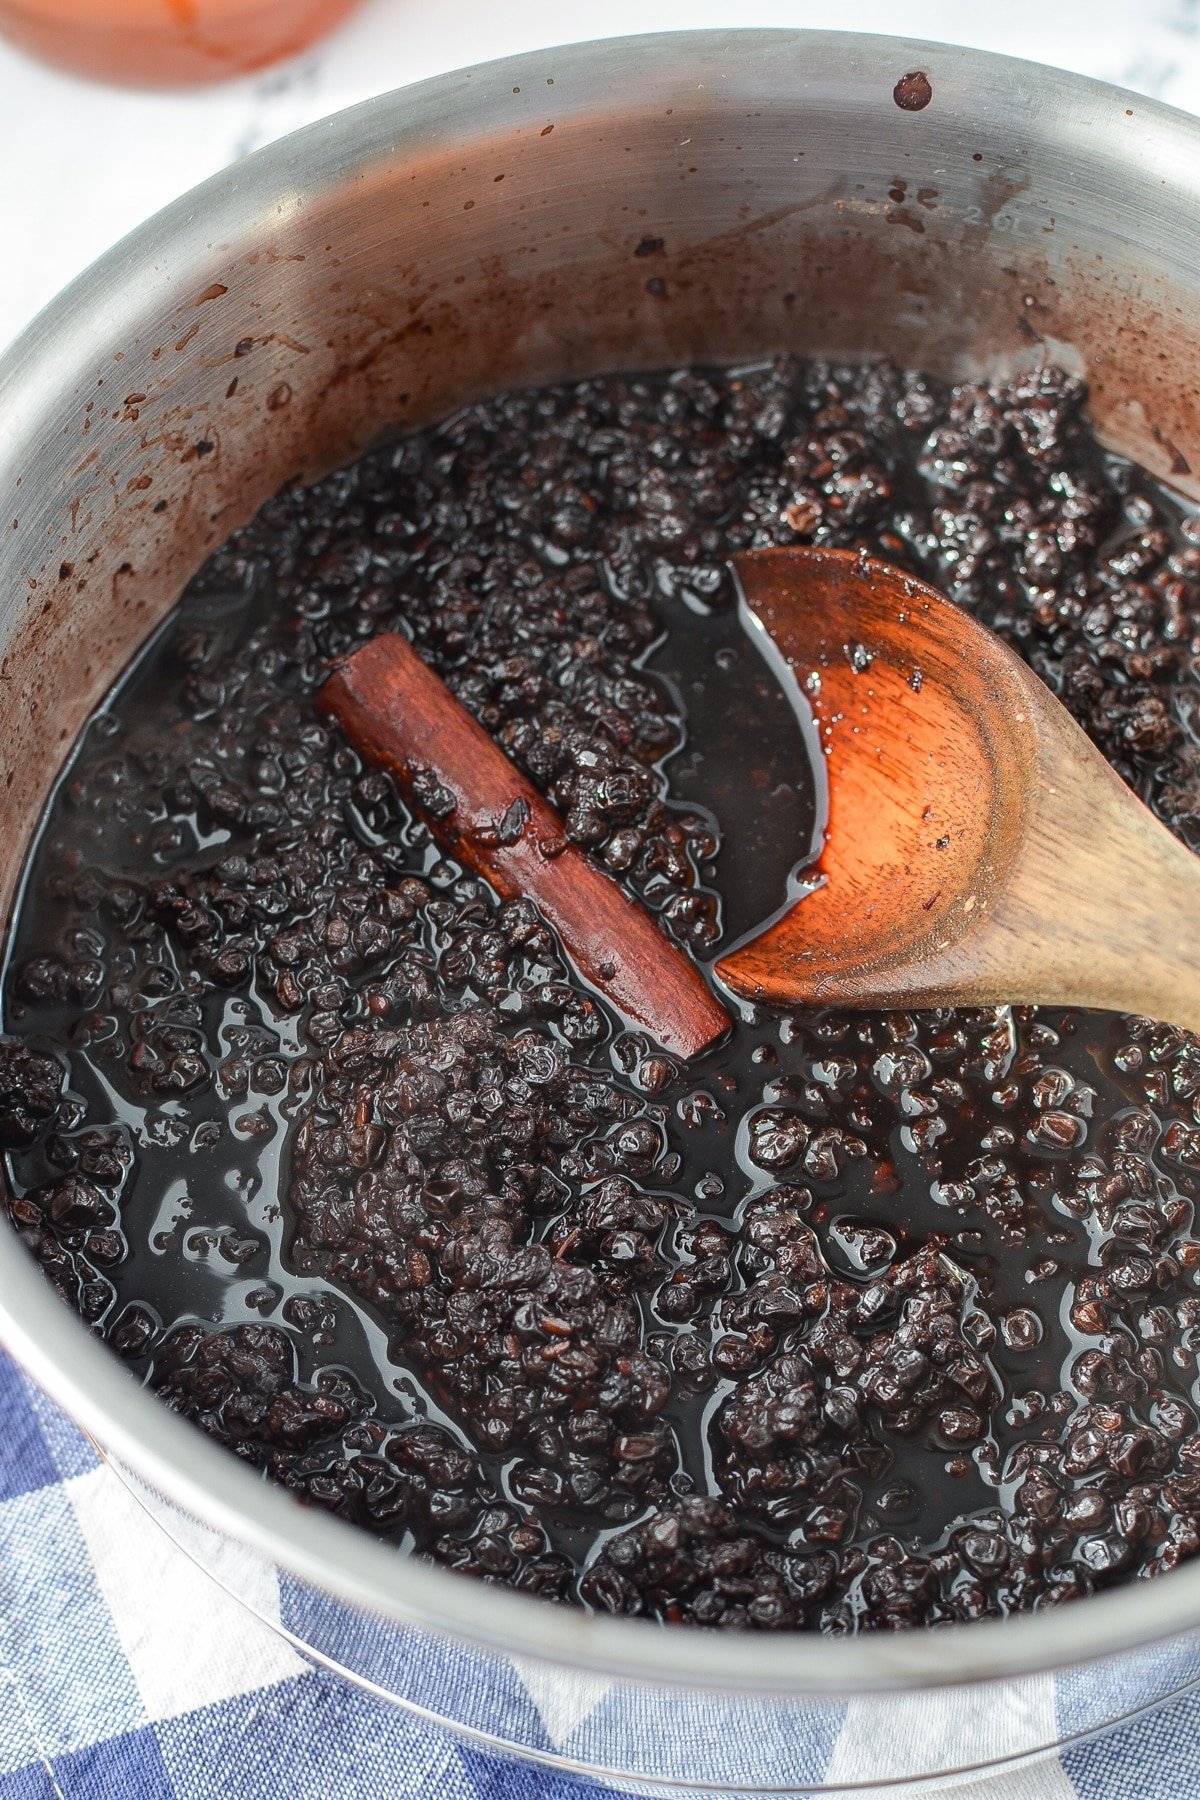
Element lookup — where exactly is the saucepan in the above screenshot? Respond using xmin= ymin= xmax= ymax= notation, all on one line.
xmin=4 ymin=31 xmax=1200 ymax=1791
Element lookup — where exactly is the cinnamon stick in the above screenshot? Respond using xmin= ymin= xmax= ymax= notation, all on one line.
xmin=317 ymin=633 xmax=731 ymax=1058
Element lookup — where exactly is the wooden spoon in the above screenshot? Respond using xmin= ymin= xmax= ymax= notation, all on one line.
xmin=714 ymin=545 xmax=1200 ymax=1034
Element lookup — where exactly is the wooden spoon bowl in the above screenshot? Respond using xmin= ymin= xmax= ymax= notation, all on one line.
xmin=716 ymin=545 xmax=1200 ymax=1034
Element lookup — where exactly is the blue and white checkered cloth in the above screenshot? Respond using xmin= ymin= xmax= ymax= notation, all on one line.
xmin=2 ymin=1341 xmax=1200 ymax=1800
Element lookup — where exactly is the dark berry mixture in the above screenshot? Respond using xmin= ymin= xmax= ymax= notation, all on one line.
xmin=8 ymin=358 xmax=1200 ymax=1632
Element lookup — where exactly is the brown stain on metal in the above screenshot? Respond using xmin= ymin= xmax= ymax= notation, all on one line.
xmin=1152 ymin=422 xmax=1192 ymax=475
xmin=263 ymin=332 xmax=311 ymax=356
xmin=893 ymin=71 xmax=933 ymax=112
xmin=887 ymin=208 xmax=926 ymax=235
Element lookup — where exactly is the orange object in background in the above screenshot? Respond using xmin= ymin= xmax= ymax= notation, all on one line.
xmin=0 ymin=0 xmax=363 ymax=85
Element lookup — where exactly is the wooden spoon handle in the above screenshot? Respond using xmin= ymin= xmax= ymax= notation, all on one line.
xmin=966 ymin=710 xmax=1200 ymax=1035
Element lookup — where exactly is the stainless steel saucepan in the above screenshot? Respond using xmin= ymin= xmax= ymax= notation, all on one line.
xmin=4 ymin=31 xmax=1200 ymax=1790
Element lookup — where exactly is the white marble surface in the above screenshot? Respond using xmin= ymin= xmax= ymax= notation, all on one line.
xmin=2 ymin=0 xmax=1200 ymax=354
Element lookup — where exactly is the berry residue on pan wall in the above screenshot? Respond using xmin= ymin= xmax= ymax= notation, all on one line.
xmin=6 ymin=358 xmax=1200 ymax=1632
